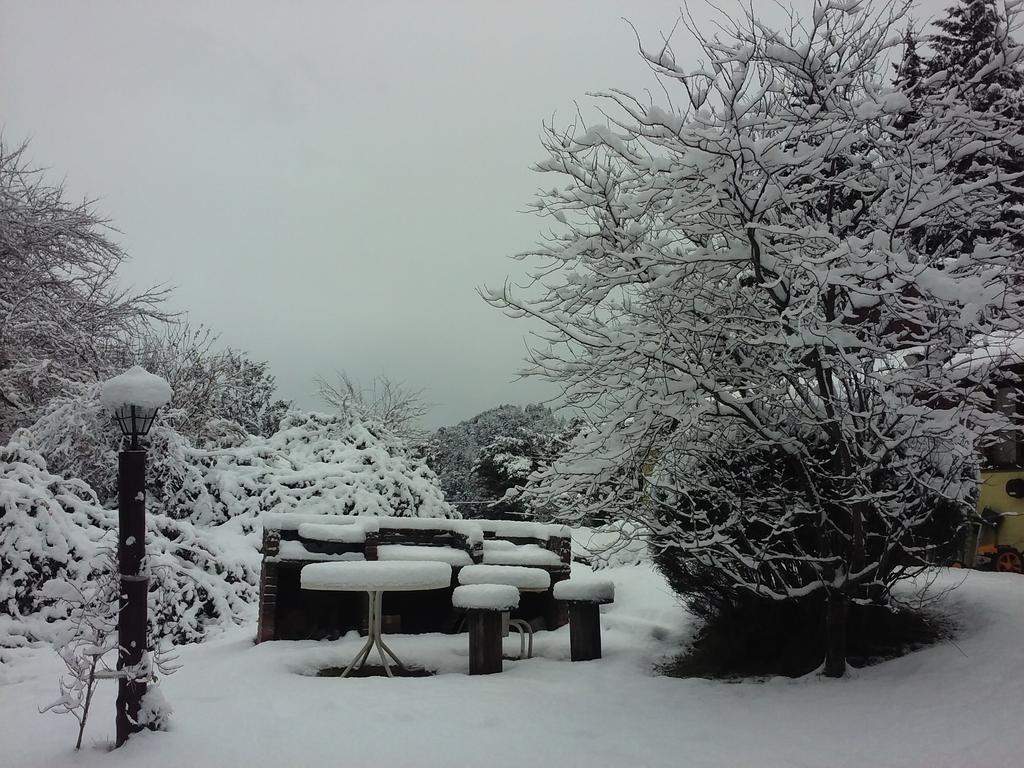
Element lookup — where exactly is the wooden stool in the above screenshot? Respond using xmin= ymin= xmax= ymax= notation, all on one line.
xmin=458 ymin=564 xmax=552 ymax=659
xmin=553 ymin=579 xmax=614 ymax=662
xmin=453 ymin=585 xmax=519 ymax=675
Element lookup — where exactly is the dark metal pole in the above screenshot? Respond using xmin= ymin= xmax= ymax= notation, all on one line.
xmin=116 ymin=449 xmax=148 ymax=747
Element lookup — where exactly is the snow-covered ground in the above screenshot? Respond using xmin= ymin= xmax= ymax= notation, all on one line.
xmin=2 ymin=565 xmax=1022 ymax=768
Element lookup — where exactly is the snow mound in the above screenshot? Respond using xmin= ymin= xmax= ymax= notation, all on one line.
xmin=137 ymin=685 xmax=173 ymax=731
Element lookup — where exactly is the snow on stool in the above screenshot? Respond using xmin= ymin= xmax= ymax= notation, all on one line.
xmin=452 ymin=584 xmax=520 ymax=612
xmin=458 ymin=564 xmax=551 ymax=592
xmin=553 ymin=578 xmax=614 ymax=604
xmin=300 ymin=560 xmax=452 ymax=592
xmin=554 ymin=578 xmax=615 ymax=662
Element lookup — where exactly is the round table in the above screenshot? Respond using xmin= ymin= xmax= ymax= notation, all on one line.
xmin=301 ymin=560 xmax=453 ymax=677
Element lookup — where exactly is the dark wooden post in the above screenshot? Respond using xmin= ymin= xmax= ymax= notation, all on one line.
xmin=468 ymin=610 xmax=503 ymax=675
xmin=256 ymin=531 xmax=280 ymax=644
xmin=257 ymin=562 xmax=279 ymax=644
xmin=545 ymin=572 xmax=571 ymax=630
xmin=567 ymin=602 xmax=603 ymax=661
xmin=823 ymin=590 xmax=848 ymax=678
xmin=116 ymin=449 xmax=148 ymax=747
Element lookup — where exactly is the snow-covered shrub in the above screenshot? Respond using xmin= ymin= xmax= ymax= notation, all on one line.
xmin=199 ymin=410 xmax=453 ymax=524
xmin=3 ymin=403 xmax=451 ymax=649
xmin=144 ymin=425 xmax=211 ymax=522
xmin=12 ymin=383 xmax=208 ymax=517
xmin=137 ymin=685 xmax=173 ymax=732
xmin=41 ymin=546 xmax=183 ymax=748
xmin=10 ymin=384 xmax=121 ymax=503
xmin=145 ymin=516 xmax=257 ymax=644
xmin=424 ymin=404 xmax=580 ymax=517
xmin=39 ymin=548 xmax=120 ymax=749
xmin=0 ymin=444 xmax=114 ymax=645
xmin=0 ymin=446 xmax=257 ymax=648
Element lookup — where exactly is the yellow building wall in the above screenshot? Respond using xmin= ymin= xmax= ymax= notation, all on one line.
xmin=977 ymin=469 xmax=1024 ymax=551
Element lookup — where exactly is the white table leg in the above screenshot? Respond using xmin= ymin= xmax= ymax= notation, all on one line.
xmin=342 ymin=590 xmax=408 ymax=678
xmin=341 ymin=591 xmax=378 ymax=678
xmin=372 ymin=592 xmax=395 ymax=677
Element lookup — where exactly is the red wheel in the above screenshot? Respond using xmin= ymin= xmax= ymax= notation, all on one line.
xmin=994 ymin=549 xmax=1023 ymax=573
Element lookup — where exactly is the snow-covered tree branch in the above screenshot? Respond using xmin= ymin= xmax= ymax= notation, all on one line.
xmin=0 ymin=141 xmax=170 ymax=441
xmin=488 ymin=0 xmax=1024 ymax=676
xmin=317 ymin=371 xmax=430 ymax=442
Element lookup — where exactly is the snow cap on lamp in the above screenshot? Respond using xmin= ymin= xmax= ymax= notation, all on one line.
xmin=101 ymin=366 xmax=173 ymax=445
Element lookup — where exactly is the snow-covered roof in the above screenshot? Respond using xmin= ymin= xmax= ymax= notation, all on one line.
xmin=100 ymin=366 xmax=173 ymax=410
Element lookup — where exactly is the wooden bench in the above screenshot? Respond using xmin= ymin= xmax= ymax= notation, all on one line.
xmin=257 ymin=513 xmax=574 ymax=643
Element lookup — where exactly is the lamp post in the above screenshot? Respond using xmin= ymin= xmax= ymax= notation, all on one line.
xmin=100 ymin=366 xmax=172 ymax=748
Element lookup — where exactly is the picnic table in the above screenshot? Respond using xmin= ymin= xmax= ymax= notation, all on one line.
xmin=300 ymin=560 xmax=453 ymax=677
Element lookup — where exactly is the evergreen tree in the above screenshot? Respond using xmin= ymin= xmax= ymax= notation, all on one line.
xmin=895 ymin=24 xmax=924 ymax=93
xmin=926 ymin=0 xmax=1024 ymax=250
xmin=422 ymin=403 xmax=569 ymax=517
xmin=893 ymin=23 xmax=925 ymax=127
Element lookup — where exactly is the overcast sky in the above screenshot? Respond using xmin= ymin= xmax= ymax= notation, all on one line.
xmin=1 ymin=0 xmax=952 ymax=428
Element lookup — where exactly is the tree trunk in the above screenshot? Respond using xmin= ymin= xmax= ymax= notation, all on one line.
xmin=823 ymin=591 xmax=848 ymax=678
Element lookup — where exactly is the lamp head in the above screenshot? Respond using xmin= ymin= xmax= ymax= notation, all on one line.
xmin=112 ymin=404 xmax=159 ymax=448
xmin=100 ymin=366 xmax=173 ymax=450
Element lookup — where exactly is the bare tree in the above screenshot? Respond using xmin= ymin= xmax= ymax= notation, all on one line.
xmin=39 ymin=548 xmax=179 ymax=749
xmin=316 ymin=370 xmax=430 ymax=441
xmin=0 ymin=140 xmax=169 ymax=440
xmin=489 ymin=0 xmax=1024 ymax=676
xmin=121 ymin=322 xmax=288 ymax=441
